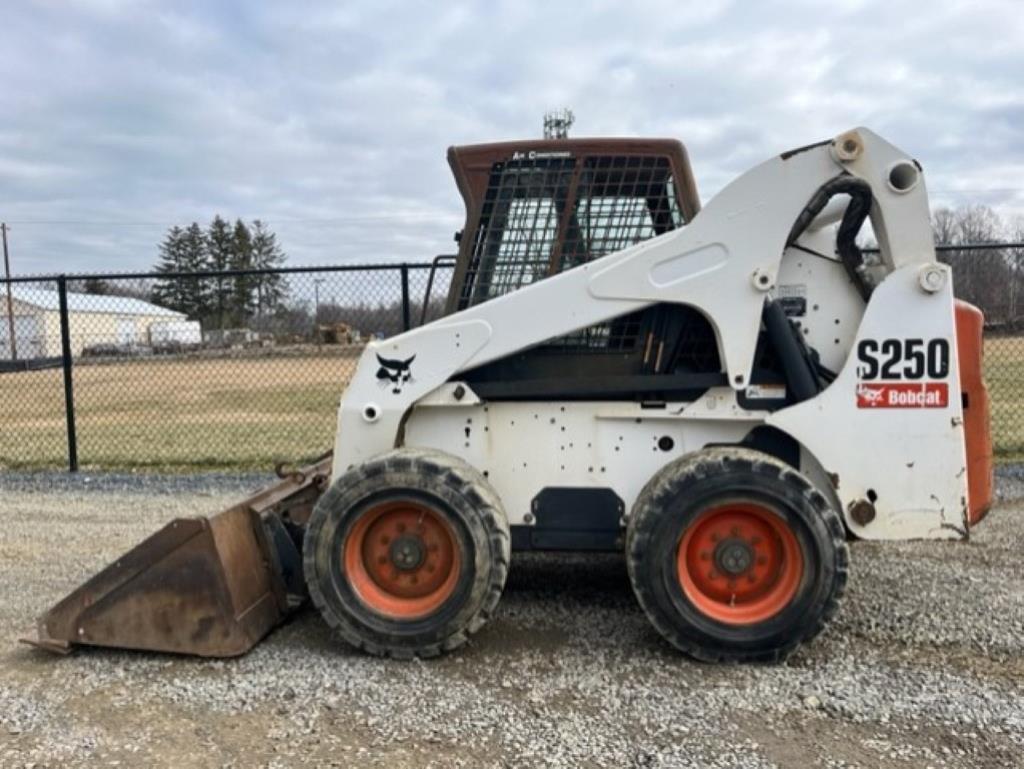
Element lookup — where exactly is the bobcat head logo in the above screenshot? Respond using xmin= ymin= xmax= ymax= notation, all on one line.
xmin=376 ymin=354 xmax=416 ymax=394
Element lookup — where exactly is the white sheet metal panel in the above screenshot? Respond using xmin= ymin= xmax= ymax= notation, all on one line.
xmin=768 ymin=264 xmax=968 ymax=540
xmin=403 ymin=399 xmax=756 ymax=526
xmin=776 ymin=227 xmax=866 ymax=375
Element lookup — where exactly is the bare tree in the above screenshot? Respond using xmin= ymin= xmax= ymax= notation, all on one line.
xmin=1007 ymin=217 xmax=1024 ymax=323
xmin=932 ymin=204 xmax=1011 ymax=323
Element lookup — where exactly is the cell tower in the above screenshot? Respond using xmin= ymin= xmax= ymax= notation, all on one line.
xmin=543 ymin=108 xmax=575 ymax=139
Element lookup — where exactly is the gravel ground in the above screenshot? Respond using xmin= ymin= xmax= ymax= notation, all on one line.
xmin=1 ymin=470 xmax=1022 ymax=768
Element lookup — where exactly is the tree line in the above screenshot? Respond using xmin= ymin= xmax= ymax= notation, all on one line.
xmin=929 ymin=204 xmax=1024 ymax=327
xmin=151 ymin=217 xmax=287 ymax=329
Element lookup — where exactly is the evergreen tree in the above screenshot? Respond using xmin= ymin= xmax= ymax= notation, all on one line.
xmin=82 ymin=277 xmax=111 ymax=295
xmin=250 ymin=219 xmax=288 ymax=327
xmin=229 ymin=219 xmax=255 ymax=326
xmin=152 ymin=226 xmax=190 ymax=312
xmin=149 ymin=217 xmax=287 ymax=330
xmin=179 ymin=222 xmax=211 ymax=320
xmin=207 ymin=215 xmax=234 ymax=329
xmin=152 ymin=223 xmax=211 ymax=320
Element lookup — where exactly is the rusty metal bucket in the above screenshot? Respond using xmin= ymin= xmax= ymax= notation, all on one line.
xmin=24 ymin=456 xmax=331 ymax=657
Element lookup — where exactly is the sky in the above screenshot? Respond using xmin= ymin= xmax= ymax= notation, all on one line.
xmin=2 ymin=0 xmax=1023 ymax=275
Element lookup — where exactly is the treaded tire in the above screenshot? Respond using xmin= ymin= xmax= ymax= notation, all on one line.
xmin=626 ymin=447 xmax=848 ymax=663
xmin=303 ymin=448 xmax=510 ymax=659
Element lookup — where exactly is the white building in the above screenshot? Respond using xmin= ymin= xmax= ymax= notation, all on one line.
xmin=0 ymin=289 xmax=190 ymax=358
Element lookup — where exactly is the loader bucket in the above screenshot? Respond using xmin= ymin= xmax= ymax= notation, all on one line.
xmin=24 ymin=456 xmax=332 ymax=657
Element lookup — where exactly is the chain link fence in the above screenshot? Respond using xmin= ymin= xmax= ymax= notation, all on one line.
xmin=947 ymin=243 xmax=1024 ymax=460
xmin=0 ymin=261 xmax=453 ymax=471
xmin=2 ymin=246 xmax=1023 ymax=471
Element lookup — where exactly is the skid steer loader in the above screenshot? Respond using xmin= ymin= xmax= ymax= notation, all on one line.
xmin=26 ymin=127 xmax=992 ymax=662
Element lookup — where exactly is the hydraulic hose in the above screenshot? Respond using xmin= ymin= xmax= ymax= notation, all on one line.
xmin=785 ymin=175 xmax=874 ymax=300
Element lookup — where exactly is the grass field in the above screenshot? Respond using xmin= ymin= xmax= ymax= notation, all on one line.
xmin=0 ymin=351 xmax=360 ymax=471
xmin=983 ymin=336 xmax=1024 ymax=460
xmin=1 ymin=340 xmax=1022 ymax=470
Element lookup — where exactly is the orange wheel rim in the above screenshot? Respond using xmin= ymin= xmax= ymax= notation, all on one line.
xmin=343 ymin=499 xmax=461 ymax=619
xmin=676 ymin=502 xmax=803 ymax=625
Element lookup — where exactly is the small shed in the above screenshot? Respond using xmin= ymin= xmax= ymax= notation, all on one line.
xmin=1 ymin=289 xmax=187 ymax=359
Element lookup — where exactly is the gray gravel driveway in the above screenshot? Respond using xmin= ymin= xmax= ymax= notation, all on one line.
xmin=1 ymin=470 xmax=1022 ymax=768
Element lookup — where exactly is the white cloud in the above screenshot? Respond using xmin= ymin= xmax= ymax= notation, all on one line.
xmin=1 ymin=0 xmax=1022 ymax=273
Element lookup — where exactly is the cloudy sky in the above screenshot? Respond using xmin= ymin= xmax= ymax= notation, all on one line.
xmin=2 ymin=0 xmax=1022 ymax=275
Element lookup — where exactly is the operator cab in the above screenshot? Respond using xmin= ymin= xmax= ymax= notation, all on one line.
xmin=446 ymin=138 xmax=700 ymax=311
xmin=443 ymin=138 xmax=792 ymax=404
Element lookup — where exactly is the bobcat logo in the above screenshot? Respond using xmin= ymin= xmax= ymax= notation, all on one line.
xmin=376 ymin=354 xmax=416 ymax=394
xmin=856 ymin=383 xmax=885 ymax=406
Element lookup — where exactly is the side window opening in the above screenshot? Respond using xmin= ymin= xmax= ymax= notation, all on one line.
xmin=461 ymin=157 xmax=575 ymax=308
xmin=457 ymin=152 xmax=704 ymax=365
xmin=553 ymin=155 xmax=686 ymax=353
xmin=576 ymin=196 xmax=655 ymax=259
xmin=561 ymin=155 xmax=683 ymax=273
xmin=484 ymin=198 xmax=560 ymax=299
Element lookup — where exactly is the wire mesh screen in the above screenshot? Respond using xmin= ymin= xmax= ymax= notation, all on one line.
xmin=560 ymin=155 xmax=684 ymax=270
xmin=464 ymin=157 xmax=576 ymax=305
xmin=458 ymin=152 xmax=690 ymax=355
xmin=556 ymin=155 xmax=685 ymax=352
xmin=0 ymin=263 xmax=452 ymax=471
xmin=460 ymin=154 xmax=685 ymax=307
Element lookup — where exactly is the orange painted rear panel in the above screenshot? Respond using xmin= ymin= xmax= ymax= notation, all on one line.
xmin=955 ymin=300 xmax=993 ymax=525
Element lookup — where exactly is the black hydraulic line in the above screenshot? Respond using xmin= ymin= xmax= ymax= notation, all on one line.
xmin=763 ymin=300 xmax=820 ymax=404
xmin=786 ymin=175 xmax=874 ymax=300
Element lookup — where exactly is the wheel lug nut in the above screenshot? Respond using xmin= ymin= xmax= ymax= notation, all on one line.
xmin=381 ymin=536 xmax=389 ymax=545
xmin=377 ymin=555 xmax=387 ymax=564
xmin=700 ymin=551 xmax=710 ymax=561
xmin=710 ymin=533 xmax=720 ymax=542
xmin=747 ymin=574 xmax=757 ymax=583
xmin=730 ymin=526 xmax=740 ymax=536
xmin=751 ymin=536 xmax=762 ymax=545
xmin=708 ymin=570 xmax=717 ymax=580
xmin=757 ymin=556 xmax=767 ymax=566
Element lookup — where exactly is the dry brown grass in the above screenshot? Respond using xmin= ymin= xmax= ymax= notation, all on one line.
xmin=983 ymin=335 xmax=1024 ymax=459
xmin=0 ymin=351 xmax=360 ymax=470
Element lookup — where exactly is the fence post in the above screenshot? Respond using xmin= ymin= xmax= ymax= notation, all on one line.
xmin=400 ymin=264 xmax=411 ymax=331
xmin=57 ymin=276 xmax=78 ymax=472
xmin=2 ymin=223 xmax=16 ymax=361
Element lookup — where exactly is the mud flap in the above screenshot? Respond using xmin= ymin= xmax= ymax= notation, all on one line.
xmin=24 ymin=456 xmax=331 ymax=658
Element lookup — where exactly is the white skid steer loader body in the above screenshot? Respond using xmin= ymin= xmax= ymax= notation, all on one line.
xmin=332 ymin=128 xmax=969 ymax=541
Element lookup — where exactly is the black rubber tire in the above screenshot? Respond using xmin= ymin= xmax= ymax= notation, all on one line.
xmin=303 ymin=448 xmax=510 ymax=659
xmin=626 ymin=447 xmax=848 ymax=663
